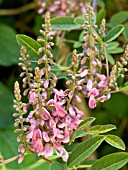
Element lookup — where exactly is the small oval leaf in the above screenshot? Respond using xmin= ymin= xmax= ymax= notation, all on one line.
xmin=50 ymin=17 xmax=80 ymax=30
xmin=105 ymin=25 xmax=124 ymax=42
xmin=67 ymin=135 xmax=104 ymax=168
xmin=109 ymin=11 xmax=128 ymax=27
xmin=106 ymin=41 xmax=119 ymax=50
xmin=107 ymin=54 xmax=115 ymax=65
xmin=96 ymin=8 xmax=106 ymax=26
xmin=16 ymin=34 xmax=41 ymax=60
xmin=49 ymin=162 xmax=65 ymax=170
xmin=89 ymin=124 xmax=116 ymax=134
xmin=123 ymin=22 xmax=128 ymax=42
xmin=74 ymin=18 xmax=85 ymax=26
xmin=70 ymin=130 xmax=87 ymax=144
xmin=105 ymin=135 xmax=125 ymax=150
xmin=91 ymin=152 xmax=128 ymax=170
xmin=78 ymin=117 xmax=96 ymax=130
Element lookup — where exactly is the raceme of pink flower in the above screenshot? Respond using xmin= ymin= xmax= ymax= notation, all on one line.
xmin=25 ymin=91 xmax=83 ymax=161
xmin=86 ymin=79 xmax=110 ymax=109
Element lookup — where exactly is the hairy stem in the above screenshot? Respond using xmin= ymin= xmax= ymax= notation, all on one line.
xmin=91 ymin=0 xmax=98 ymax=12
xmin=0 ymin=155 xmax=19 ymax=166
xmin=0 ymin=2 xmax=37 ymax=16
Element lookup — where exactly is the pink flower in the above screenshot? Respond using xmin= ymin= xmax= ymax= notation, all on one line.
xmin=89 ymin=88 xmax=99 ymax=97
xmin=47 ymin=99 xmax=67 ymax=117
xmin=89 ymin=95 xmax=97 ymax=109
xmin=29 ymin=91 xmax=37 ymax=104
xmin=32 ymin=129 xmax=43 ymax=153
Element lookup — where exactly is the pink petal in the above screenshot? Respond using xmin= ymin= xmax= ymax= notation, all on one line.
xmin=89 ymin=96 xmax=97 ymax=109
xmin=43 ymin=143 xmax=53 ymax=158
xmin=55 ymin=147 xmax=69 ymax=162
xmin=42 ymin=131 xmax=50 ymax=142
xmin=89 ymin=88 xmax=99 ymax=97
xmin=69 ymin=106 xmax=76 ymax=116
xmin=57 ymin=105 xmax=67 ymax=117
xmin=42 ymin=107 xmax=51 ymax=120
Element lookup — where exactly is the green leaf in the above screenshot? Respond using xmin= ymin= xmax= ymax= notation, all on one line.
xmin=50 ymin=17 xmax=80 ymax=30
xmin=106 ymin=41 xmax=119 ymax=50
xmin=16 ymin=34 xmax=41 ymax=61
xmin=70 ymin=130 xmax=87 ymax=144
xmin=79 ymin=30 xmax=85 ymax=42
xmin=0 ymin=24 xmax=19 ymax=66
xmin=123 ymin=22 xmax=128 ymax=42
xmin=96 ymin=8 xmax=106 ymax=26
xmin=118 ymin=85 xmax=128 ymax=92
xmin=105 ymin=135 xmax=125 ymax=150
xmin=89 ymin=124 xmax=116 ymax=134
xmin=77 ymin=160 xmax=96 ymax=168
xmin=66 ymin=53 xmax=72 ymax=67
xmin=51 ymin=65 xmax=69 ymax=79
xmin=0 ymin=128 xmax=20 ymax=169
xmin=78 ymin=117 xmax=96 ymax=130
xmin=0 ymin=82 xmax=14 ymax=128
xmin=67 ymin=135 xmax=104 ymax=168
xmin=109 ymin=11 xmax=128 ymax=27
xmin=49 ymin=162 xmax=64 ymax=170
xmin=123 ymin=81 xmax=128 ymax=87
xmin=91 ymin=152 xmax=128 ymax=170
xmin=107 ymin=48 xmax=123 ymax=54
xmin=97 ymin=0 xmax=105 ymax=8
xmin=117 ymin=70 xmax=124 ymax=87
xmin=107 ymin=54 xmax=115 ymax=65
xmin=91 ymin=28 xmax=104 ymax=45
xmin=74 ymin=18 xmax=85 ymax=26
xmin=73 ymin=42 xmax=82 ymax=48
xmin=105 ymin=25 xmax=124 ymax=42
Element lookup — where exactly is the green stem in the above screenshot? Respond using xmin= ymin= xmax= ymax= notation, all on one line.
xmin=66 ymin=80 xmax=75 ymax=111
xmin=88 ymin=28 xmax=94 ymax=79
xmin=44 ymin=33 xmax=49 ymax=80
xmin=0 ymin=2 xmax=37 ymax=16
xmin=104 ymin=47 xmax=109 ymax=77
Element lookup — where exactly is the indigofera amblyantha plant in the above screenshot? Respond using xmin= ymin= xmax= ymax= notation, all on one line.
xmin=0 ymin=5 xmax=128 ymax=170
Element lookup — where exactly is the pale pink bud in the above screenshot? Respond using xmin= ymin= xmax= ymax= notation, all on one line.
xmin=44 ymin=79 xmax=49 ymax=88
xmin=86 ymin=48 xmax=90 ymax=56
xmin=80 ymin=69 xmax=88 ymax=77
xmin=95 ymin=73 xmax=106 ymax=80
xmin=87 ymin=79 xmax=92 ymax=91
xmin=38 ymin=47 xmax=43 ymax=53
xmin=17 ymin=135 xmax=22 ymax=142
xmin=18 ymin=154 xmax=24 ymax=164
xmin=18 ymin=144 xmax=25 ymax=153
xmin=81 ymin=57 xmax=86 ymax=65
xmin=91 ymin=59 xmax=97 ymax=66
xmin=47 ymin=64 xmax=51 ymax=72
xmin=75 ymin=95 xmax=81 ymax=102
xmin=69 ymin=106 xmax=76 ymax=116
